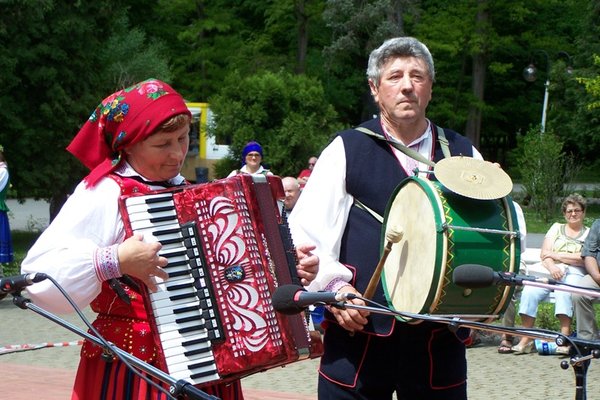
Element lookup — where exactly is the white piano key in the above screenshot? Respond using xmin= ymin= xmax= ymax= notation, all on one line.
xmin=151 ymin=294 xmax=200 ymax=311
xmin=161 ymin=336 xmax=211 ymax=357
xmin=125 ymin=193 xmax=174 ymax=207
xmin=150 ymin=285 xmax=195 ymax=304
xmin=156 ymin=317 xmax=205 ymax=335
xmin=130 ymin=217 xmax=178 ymax=231
xmin=155 ymin=308 xmax=202 ymax=326
xmin=129 ymin=208 xmax=177 ymax=222
xmin=169 ymin=368 xmax=219 ymax=385
xmin=160 ymin=331 xmax=209 ymax=351
xmin=158 ymin=325 xmax=207 ymax=343
xmin=165 ymin=354 xmax=216 ymax=375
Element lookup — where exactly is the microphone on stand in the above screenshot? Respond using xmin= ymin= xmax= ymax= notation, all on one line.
xmin=452 ymin=264 xmax=557 ymax=289
xmin=271 ymin=284 xmax=356 ymax=315
xmin=0 ymin=273 xmax=48 ymax=294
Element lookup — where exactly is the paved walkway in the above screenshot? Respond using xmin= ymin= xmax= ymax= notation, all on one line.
xmin=1 ymin=298 xmax=600 ymax=399
xmin=2 ymin=200 xmax=598 ymax=399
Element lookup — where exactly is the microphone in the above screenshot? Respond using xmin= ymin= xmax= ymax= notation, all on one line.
xmin=0 ymin=273 xmax=49 ymax=294
xmin=452 ymin=264 xmax=557 ymax=289
xmin=272 ymin=284 xmax=356 ymax=315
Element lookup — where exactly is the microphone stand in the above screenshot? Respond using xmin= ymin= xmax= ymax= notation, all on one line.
xmin=10 ymin=292 xmax=219 ymax=400
xmin=330 ymin=298 xmax=600 ymax=400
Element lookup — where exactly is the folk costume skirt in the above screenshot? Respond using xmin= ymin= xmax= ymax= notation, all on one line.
xmin=0 ymin=210 xmax=13 ymax=264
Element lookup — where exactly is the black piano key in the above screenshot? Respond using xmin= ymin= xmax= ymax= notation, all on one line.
xmin=166 ymin=281 xmax=194 ymax=292
xmin=170 ymin=292 xmax=197 ymax=301
xmin=174 ymin=305 xmax=200 ymax=315
xmin=176 ymin=314 xmax=204 ymax=324
xmin=190 ymin=364 xmax=219 ymax=380
xmin=179 ymin=323 xmax=205 ymax=334
xmin=150 ymin=215 xmax=178 ymax=224
xmin=165 ymin=259 xmax=188 ymax=268
xmin=182 ymin=336 xmax=209 ymax=347
xmin=167 ymin=270 xmax=190 ymax=278
xmin=159 ymin=237 xmax=183 ymax=246
xmin=184 ymin=347 xmax=211 ymax=357
xmin=147 ymin=205 xmax=176 ymax=214
xmin=162 ymin=249 xmax=187 ymax=258
xmin=153 ymin=227 xmax=182 ymax=237
xmin=144 ymin=195 xmax=174 ymax=204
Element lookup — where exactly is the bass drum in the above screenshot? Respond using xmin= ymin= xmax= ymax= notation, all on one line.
xmin=381 ymin=176 xmax=520 ymax=323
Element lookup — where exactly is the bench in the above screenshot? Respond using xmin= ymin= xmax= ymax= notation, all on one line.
xmin=520 ymin=247 xmax=555 ymax=303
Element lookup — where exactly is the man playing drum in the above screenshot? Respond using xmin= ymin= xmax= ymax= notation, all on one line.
xmin=289 ymin=37 xmax=487 ymax=399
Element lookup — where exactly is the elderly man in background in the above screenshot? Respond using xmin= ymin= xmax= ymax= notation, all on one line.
xmin=282 ymin=176 xmax=301 ymax=213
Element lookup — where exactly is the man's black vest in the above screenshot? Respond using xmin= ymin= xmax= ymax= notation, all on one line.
xmin=338 ymin=117 xmax=474 ymax=335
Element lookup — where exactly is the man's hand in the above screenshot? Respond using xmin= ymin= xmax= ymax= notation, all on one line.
xmin=328 ymin=285 xmax=370 ymax=333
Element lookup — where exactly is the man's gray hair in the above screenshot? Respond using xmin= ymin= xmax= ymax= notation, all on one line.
xmin=366 ymin=37 xmax=435 ymax=87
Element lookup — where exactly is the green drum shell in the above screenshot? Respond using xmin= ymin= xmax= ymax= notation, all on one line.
xmin=380 ymin=176 xmax=520 ymax=323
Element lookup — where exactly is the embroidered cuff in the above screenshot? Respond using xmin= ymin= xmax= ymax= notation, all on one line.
xmin=325 ymin=277 xmax=351 ymax=293
xmin=94 ymin=244 xmax=122 ymax=281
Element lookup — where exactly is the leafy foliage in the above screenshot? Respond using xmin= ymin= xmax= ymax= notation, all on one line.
xmin=516 ymin=127 xmax=579 ymax=222
xmin=209 ymin=70 xmax=342 ymax=178
xmin=0 ymin=0 xmax=175 ymax=211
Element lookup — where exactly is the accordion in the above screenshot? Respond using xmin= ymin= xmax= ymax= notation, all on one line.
xmin=119 ymin=174 xmax=322 ymax=386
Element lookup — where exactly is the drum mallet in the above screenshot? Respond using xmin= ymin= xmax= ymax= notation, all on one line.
xmin=362 ymin=227 xmax=404 ymax=300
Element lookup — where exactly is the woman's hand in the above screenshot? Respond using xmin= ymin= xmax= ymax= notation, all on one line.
xmin=295 ymin=243 xmax=318 ymax=286
xmin=117 ymin=234 xmax=169 ymax=291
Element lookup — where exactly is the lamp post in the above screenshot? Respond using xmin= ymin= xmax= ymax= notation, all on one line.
xmin=522 ymin=50 xmax=572 ymax=134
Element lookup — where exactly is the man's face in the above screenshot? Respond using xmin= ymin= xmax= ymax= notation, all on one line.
xmin=282 ymin=178 xmax=301 ymax=211
xmin=369 ymin=56 xmax=432 ymax=125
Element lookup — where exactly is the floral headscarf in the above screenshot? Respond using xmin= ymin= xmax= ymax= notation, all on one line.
xmin=67 ymin=79 xmax=191 ymax=187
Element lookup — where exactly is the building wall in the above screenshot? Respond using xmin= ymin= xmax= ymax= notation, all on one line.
xmin=182 ymin=102 xmax=230 ymax=182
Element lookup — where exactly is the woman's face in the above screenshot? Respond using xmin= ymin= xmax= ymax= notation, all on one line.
xmin=126 ymin=124 xmax=190 ymax=181
xmin=245 ymin=151 xmax=262 ymax=171
xmin=563 ymin=202 xmax=585 ymax=225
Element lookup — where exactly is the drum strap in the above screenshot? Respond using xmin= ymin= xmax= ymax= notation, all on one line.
xmin=353 ymin=198 xmax=384 ymax=224
xmin=354 ymin=125 xmax=451 ymax=165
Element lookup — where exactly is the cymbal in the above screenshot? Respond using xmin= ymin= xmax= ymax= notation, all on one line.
xmin=434 ymin=156 xmax=513 ymax=200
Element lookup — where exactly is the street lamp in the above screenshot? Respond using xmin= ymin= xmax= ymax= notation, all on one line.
xmin=522 ymin=50 xmax=573 ymax=133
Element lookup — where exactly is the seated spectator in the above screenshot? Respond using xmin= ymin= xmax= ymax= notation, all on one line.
xmin=282 ymin=176 xmax=301 ymax=213
xmin=227 ymin=141 xmax=273 ymax=177
xmin=572 ymin=218 xmax=600 ymax=341
xmin=297 ymin=156 xmax=317 ymax=188
xmin=512 ymin=194 xmax=589 ymax=354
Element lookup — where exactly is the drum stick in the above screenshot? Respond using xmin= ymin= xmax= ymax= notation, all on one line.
xmin=362 ymin=227 xmax=404 ymax=300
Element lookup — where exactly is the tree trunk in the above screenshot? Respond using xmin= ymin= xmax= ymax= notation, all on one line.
xmin=295 ymin=0 xmax=308 ymax=74
xmin=465 ymin=0 xmax=488 ymax=149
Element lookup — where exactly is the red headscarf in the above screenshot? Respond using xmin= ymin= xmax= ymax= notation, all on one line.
xmin=67 ymin=79 xmax=191 ymax=187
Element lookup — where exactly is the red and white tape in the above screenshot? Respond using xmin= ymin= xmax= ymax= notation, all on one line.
xmin=0 ymin=340 xmax=84 ymax=355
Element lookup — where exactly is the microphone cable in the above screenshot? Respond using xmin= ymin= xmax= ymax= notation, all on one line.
xmin=15 ymin=274 xmax=179 ymax=400
xmin=344 ymin=293 xmax=588 ymax=357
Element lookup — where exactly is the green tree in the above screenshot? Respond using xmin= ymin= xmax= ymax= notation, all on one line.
xmin=517 ymin=128 xmax=578 ymax=222
xmin=209 ymin=70 xmax=341 ymax=178
xmin=0 ymin=0 xmax=173 ymax=217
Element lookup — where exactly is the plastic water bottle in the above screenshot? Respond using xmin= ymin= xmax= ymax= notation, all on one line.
xmin=534 ymin=339 xmax=557 ymax=355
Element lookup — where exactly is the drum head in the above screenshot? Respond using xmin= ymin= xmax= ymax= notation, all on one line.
xmin=434 ymin=157 xmax=513 ymax=200
xmin=381 ymin=178 xmax=446 ymax=320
